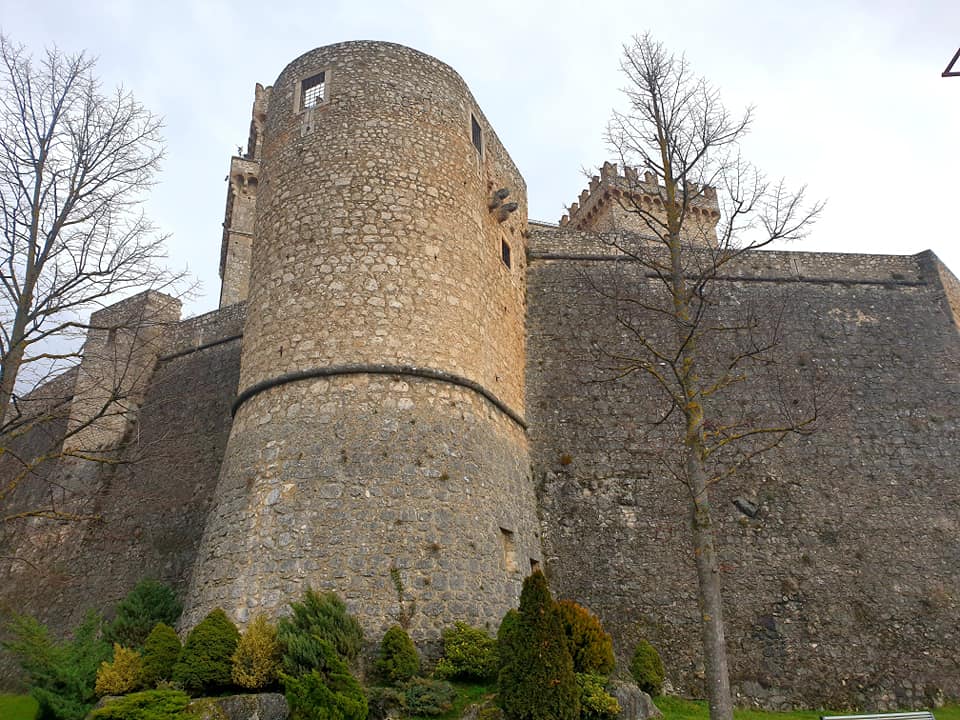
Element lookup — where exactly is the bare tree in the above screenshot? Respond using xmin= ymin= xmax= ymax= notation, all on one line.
xmin=594 ymin=35 xmax=823 ymax=720
xmin=0 ymin=35 xmax=185 ymax=521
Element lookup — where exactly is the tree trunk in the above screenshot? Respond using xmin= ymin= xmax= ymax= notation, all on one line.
xmin=687 ymin=450 xmax=734 ymax=720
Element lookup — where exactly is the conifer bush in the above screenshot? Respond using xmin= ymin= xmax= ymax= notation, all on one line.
xmin=401 ymin=678 xmax=456 ymax=716
xmin=2 ymin=611 xmax=111 ymax=720
xmin=88 ymin=689 xmax=191 ymax=719
xmin=282 ymin=638 xmax=368 ymax=720
xmin=629 ymin=639 xmax=665 ymax=696
xmin=104 ymin=580 xmax=182 ymax=650
xmin=576 ymin=673 xmax=621 ymax=720
xmin=95 ymin=644 xmax=144 ymax=696
xmin=557 ymin=600 xmax=615 ymax=675
xmin=171 ymin=608 xmax=240 ymax=695
xmin=278 ymin=588 xmax=364 ymax=667
xmin=232 ymin=614 xmax=281 ymax=690
xmin=141 ymin=623 xmax=181 ymax=687
xmin=375 ymin=625 xmax=420 ymax=685
xmin=433 ymin=621 xmax=497 ymax=682
xmin=496 ymin=571 xmax=579 ymax=720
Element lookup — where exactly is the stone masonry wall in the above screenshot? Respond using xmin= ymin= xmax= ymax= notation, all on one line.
xmin=183 ymin=41 xmax=541 ymax=637
xmin=182 ymin=375 xmax=540 ymax=639
xmin=0 ymin=303 xmax=243 ymax=687
xmin=526 ymin=227 xmax=960 ymax=709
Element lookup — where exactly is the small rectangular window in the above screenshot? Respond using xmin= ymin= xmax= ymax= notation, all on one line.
xmin=500 ymin=528 xmax=518 ymax=573
xmin=530 ymin=558 xmax=541 ymax=573
xmin=471 ymin=114 xmax=482 ymax=154
xmin=301 ymin=72 xmax=326 ymax=109
xmin=501 ymin=238 xmax=511 ymax=269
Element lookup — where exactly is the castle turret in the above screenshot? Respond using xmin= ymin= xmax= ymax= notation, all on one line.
xmin=183 ymin=42 xmax=540 ymax=637
xmin=559 ymin=161 xmax=721 ymax=244
xmin=218 ymin=84 xmax=270 ymax=307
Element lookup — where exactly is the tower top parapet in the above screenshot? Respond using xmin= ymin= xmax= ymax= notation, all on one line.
xmin=559 ymin=161 xmax=720 ymax=241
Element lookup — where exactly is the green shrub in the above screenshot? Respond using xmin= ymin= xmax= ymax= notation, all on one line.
xmin=366 ymin=686 xmax=404 ymax=720
xmin=401 ymin=678 xmax=456 ymax=717
xmin=375 ymin=625 xmax=420 ymax=685
xmin=95 ymin=644 xmax=144 ymax=696
xmin=557 ymin=601 xmax=615 ymax=675
xmin=141 ymin=624 xmax=181 ymax=687
xmin=2 ymin=611 xmax=111 ymax=720
xmin=433 ymin=622 xmax=497 ymax=682
xmin=278 ymin=589 xmax=364 ymax=668
xmin=496 ymin=571 xmax=579 ymax=720
xmin=104 ymin=580 xmax=182 ymax=650
xmin=88 ymin=688 xmax=190 ymax=719
xmin=171 ymin=608 xmax=240 ymax=695
xmin=232 ymin=614 xmax=281 ymax=690
xmin=282 ymin=639 xmax=368 ymax=720
xmin=629 ymin=639 xmax=665 ymax=696
xmin=576 ymin=674 xmax=620 ymax=720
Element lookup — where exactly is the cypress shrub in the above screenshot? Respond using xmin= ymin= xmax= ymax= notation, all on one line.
xmin=232 ymin=614 xmax=281 ymax=690
xmin=433 ymin=622 xmax=497 ymax=682
xmin=141 ymin=623 xmax=181 ymax=687
xmin=629 ymin=639 xmax=665 ymax=696
xmin=282 ymin=638 xmax=368 ymax=720
xmin=496 ymin=571 xmax=579 ymax=720
xmin=104 ymin=580 xmax=182 ymax=650
xmin=375 ymin=625 xmax=420 ymax=685
xmin=95 ymin=644 xmax=144 ymax=696
xmin=171 ymin=608 xmax=240 ymax=695
xmin=278 ymin=589 xmax=364 ymax=667
xmin=556 ymin=600 xmax=615 ymax=675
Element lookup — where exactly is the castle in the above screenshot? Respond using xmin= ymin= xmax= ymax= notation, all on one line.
xmin=1 ymin=42 xmax=959 ymax=710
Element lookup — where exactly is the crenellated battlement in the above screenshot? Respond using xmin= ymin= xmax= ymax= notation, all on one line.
xmin=559 ymin=161 xmax=720 ymax=243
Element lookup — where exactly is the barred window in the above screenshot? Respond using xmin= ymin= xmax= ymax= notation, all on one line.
xmin=471 ymin=114 xmax=482 ymax=154
xmin=301 ymin=72 xmax=326 ymax=109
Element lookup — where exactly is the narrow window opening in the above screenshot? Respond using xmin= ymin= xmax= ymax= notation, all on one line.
xmin=530 ymin=558 xmax=540 ymax=573
xmin=301 ymin=72 xmax=326 ymax=109
xmin=500 ymin=528 xmax=518 ymax=573
xmin=471 ymin=114 xmax=482 ymax=154
xmin=501 ymin=238 xmax=512 ymax=268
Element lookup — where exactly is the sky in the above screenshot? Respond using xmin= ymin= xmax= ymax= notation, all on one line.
xmin=3 ymin=0 xmax=959 ymax=318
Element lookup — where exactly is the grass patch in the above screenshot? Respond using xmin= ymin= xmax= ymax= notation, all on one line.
xmin=655 ymin=696 xmax=960 ymax=720
xmin=0 ymin=694 xmax=38 ymax=720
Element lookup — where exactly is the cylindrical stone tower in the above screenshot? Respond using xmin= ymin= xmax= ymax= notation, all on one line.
xmin=183 ymin=42 xmax=540 ymax=639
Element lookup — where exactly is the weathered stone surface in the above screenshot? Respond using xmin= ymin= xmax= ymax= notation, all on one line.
xmin=181 ymin=41 xmax=540 ymax=638
xmin=608 ymin=680 xmax=662 ymax=720
xmin=527 ymin=226 xmax=960 ymax=708
xmin=188 ymin=693 xmax=289 ymax=720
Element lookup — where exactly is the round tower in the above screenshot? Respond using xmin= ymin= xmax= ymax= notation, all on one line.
xmin=183 ymin=42 xmax=540 ymax=638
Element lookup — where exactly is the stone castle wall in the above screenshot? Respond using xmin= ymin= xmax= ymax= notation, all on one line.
xmin=0 ymin=302 xmax=243 ymax=687
xmin=526 ymin=224 xmax=960 ymax=708
xmin=2 ymin=41 xmax=959 ymax=710
xmin=181 ymin=41 xmax=541 ymax=638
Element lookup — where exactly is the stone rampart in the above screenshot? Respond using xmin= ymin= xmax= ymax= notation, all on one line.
xmin=526 ymin=228 xmax=960 ymax=708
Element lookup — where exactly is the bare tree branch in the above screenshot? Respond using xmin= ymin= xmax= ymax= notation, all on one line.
xmin=0 ymin=34 xmax=190 ymax=523
xmin=585 ymin=33 xmax=824 ymax=720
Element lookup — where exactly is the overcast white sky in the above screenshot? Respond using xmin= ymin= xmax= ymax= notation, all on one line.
xmin=4 ymin=0 xmax=958 ymax=317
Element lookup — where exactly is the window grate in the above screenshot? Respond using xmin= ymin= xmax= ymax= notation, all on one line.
xmin=302 ymin=72 xmax=326 ymax=109
xmin=471 ymin=114 xmax=482 ymax=153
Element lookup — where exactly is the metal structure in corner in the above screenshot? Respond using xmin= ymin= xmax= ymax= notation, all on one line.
xmin=943 ymin=47 xmax=960 ymax=77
